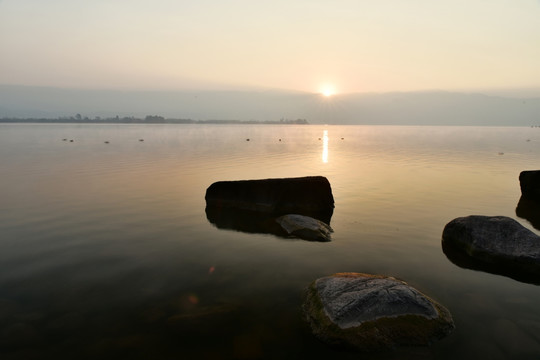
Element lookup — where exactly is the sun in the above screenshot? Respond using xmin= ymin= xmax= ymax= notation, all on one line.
xmin=320 ymin=85 xmax=336 ymax=97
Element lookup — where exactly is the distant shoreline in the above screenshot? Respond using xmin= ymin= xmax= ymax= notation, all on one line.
xmin=0 ymin=117 xmax=309 ymax=125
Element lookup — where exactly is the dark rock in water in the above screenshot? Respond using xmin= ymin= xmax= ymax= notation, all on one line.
xmin=304 ymin=273 xmax=454 ymax=351
xmin=442 ymin=215 xmax=540 ymax=284
xmin=519 ymin=170 xmax=540 ymax=201
xmin=205 ymin=176 xmax=334 ymax=223
xmin=275 ymin=214 xmax=333 ymax=242
xmin=516 ymin=195 xmax=540 ymax=231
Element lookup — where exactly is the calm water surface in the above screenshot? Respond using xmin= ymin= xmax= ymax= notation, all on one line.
xmin=1 ymin=124 xmax=539 ymax=359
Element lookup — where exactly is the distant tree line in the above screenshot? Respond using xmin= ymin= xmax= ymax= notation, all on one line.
xmin=0 ymin=115 xmax=309 ymax=125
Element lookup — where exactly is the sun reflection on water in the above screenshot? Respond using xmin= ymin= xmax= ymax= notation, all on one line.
xmin=322 ymin=130 xmax=329 ymax=163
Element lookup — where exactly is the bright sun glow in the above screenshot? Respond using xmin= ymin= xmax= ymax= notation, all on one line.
xmin=320 ymin=85 xmax=336 ymax=97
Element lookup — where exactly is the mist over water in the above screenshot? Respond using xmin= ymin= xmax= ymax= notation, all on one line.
xmin=1 ymin=124 xmax=539 ymax=359
xmin=2 ymin=85 xmax=540 ymax=126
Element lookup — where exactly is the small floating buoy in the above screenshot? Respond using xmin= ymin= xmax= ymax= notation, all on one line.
xmin=69 ymin=140 xmax=74 ymax=142
xmin=139 ymin=139 xmax=144 ymax=142
xmin=104 ymin=141 xmax=109 ymax=144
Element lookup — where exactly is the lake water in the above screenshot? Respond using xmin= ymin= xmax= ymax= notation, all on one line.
xmin=1 ymin=123 xmax=539 ymax=359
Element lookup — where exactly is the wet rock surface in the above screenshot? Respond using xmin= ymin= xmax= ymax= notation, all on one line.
xmin=304 ymin=273 xmax=454 ymax=351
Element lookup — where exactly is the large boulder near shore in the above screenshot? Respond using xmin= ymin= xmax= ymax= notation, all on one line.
xmin=205 ymin=176 xmax=334 ymax=223
xmin=304 ymin=273 xmax=454 ymax=351
xmin=442 ymin=215 xmax=540 ymax=284
xmin=519 ymin=170 xmax=540 ymax=201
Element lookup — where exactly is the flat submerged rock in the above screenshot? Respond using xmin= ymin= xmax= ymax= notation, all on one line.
xmin=275 ymin=214 xmax=333 ymax=242
xmin=304 ymin=273 xmax=454 ymax=351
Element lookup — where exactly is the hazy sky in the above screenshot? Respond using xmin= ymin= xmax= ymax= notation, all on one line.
xmin=1 ymin=0 xmax=540 ymax=94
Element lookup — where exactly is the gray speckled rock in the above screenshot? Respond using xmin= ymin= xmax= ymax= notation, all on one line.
xmin=304 ymin=273 xmax=454 ymax=351
xmin=275 ymin=214 xmax=333 ymax=242
xmin=442 ymin=215 xmax=540 ymax=282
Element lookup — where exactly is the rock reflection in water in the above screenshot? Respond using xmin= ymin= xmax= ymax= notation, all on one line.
xmin=442 ymin=239 xmax=540 ymax=286
xmin=205 ymin=206 xmax=288 ymax=237
xmin=205 ymin=206 xmax=333 ymax=242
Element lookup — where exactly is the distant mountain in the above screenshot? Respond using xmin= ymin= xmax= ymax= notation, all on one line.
xmin=330 ymin=91 xmax=540 ymax=126
xmin=1 ymin=85 xmax=539 ymax=126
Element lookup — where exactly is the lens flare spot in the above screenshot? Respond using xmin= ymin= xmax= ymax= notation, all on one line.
xmin=188 ymin=294 xmax=199 ymax=305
